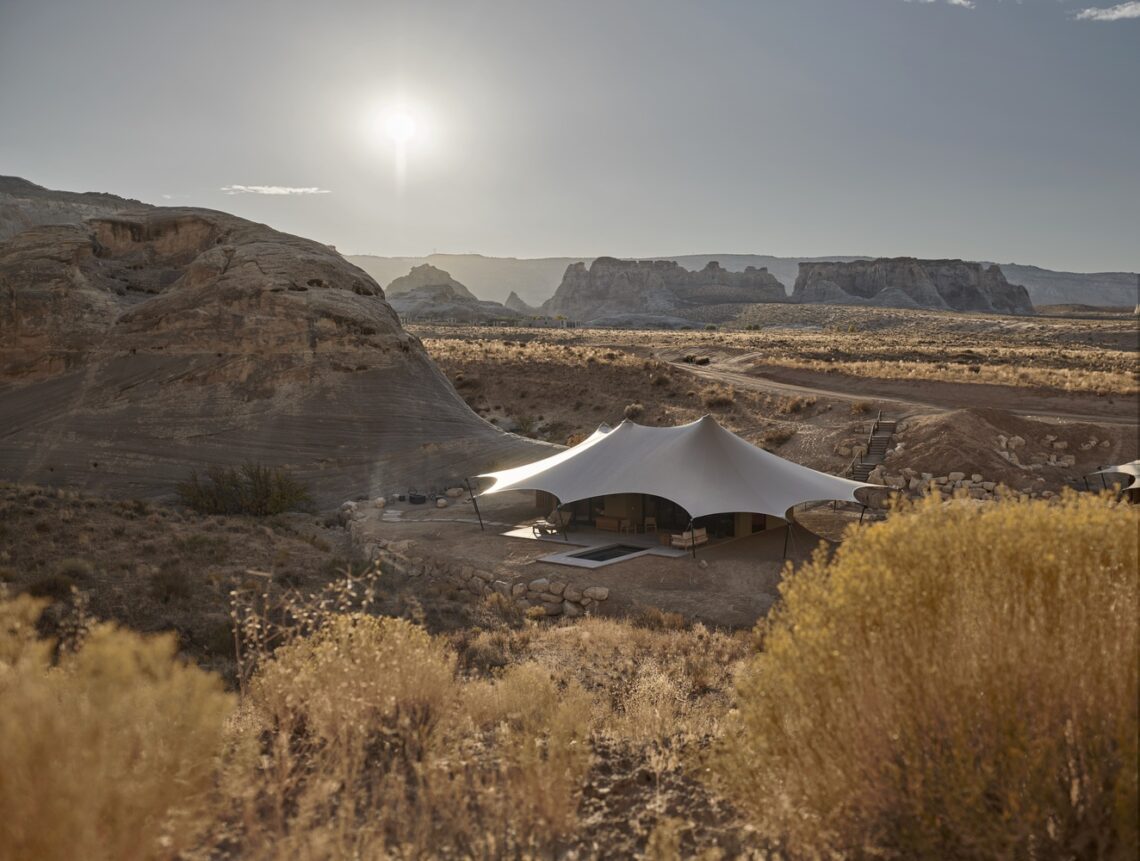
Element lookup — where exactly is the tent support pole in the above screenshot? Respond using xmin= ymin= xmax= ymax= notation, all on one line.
xmin=687 ymin=517 xmax=696 ymax=559
xmin=782 ymin=524 xmax=789 ymax=559
xmin=859 ymin=504 xmax=867 ymax=525
xmin=465 ymin=479 xmax=484 ymax=532
xmin=557 ymin=501 xmax=568 ymax=542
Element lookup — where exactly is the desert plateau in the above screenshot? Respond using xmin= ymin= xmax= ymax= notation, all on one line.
xmin=1 ymin=2 xmax=1137 ymax=859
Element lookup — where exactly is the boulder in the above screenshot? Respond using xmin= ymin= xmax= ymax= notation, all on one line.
xmin=948 ymin=472 xmax=966 ymax=482
xmin=528 ymin=577 xmax=550 ymax=592
xmin=562 ymin=601 xmax=582 ymax=618
xmin=583 ymin=586 xmax=610 ymax=601
xmin=435 ymin=498 xmax=449 ymax=508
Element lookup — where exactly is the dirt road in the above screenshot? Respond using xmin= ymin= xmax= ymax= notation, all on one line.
xmin=665 ymin=353 xmax=1138 ymax=426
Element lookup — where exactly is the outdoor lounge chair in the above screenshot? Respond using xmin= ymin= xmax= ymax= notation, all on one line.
xmin=670 ymin=527 xmax=708 ymax=550
xmin=532 ymin=508 xmax=574 ymax=538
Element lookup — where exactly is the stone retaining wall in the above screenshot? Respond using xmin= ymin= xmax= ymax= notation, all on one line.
xmin=361 ymin=536 xmax=610 ymax=618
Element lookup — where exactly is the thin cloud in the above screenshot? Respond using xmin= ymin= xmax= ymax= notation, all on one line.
xmin=901 ymin=0 xmax=975 ymax=7
xmin=1074 ymin=1 xmax=1140 ymax=20
xmin=220 ymin=185 xmax=331 ymax=195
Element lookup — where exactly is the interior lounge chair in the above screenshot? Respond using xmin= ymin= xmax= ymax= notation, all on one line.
xmin=670 ymin=527 xmax=708 ymax=550
xmin=533 ymin=507 xmax=574 ymax=538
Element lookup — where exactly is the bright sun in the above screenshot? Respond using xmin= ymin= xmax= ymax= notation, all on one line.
xmin=385 ymin=111 xmax=416 ymax=145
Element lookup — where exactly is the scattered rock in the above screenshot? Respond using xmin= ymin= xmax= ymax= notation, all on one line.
xmin=583 ymin=586 xmax=610 ymax=601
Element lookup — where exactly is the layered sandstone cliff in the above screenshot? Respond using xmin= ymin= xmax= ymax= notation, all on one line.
xmin=541 ymin=257 xmax=787 ymax=321
xmin=793 ymin=258 xmax=1034 ymax=315
xmin=0 ymin=190 xmax=542 ymax=504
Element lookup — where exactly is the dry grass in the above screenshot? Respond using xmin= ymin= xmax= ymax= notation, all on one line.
xmin=0 ymin=595 xmax=233 ymax=861
xmin=717 ymin=492 xmax=1139 ymax=858
xmin=2 ymin=482 xmax=1136 ymax=858
xmin=415 ymin=308 xmax=1138 ymax=399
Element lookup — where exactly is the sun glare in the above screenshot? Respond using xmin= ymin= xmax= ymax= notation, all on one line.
xmin=385 ymin=111 xmax=416 ymax=145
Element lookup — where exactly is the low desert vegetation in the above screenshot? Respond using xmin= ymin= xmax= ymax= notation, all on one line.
xmin=717 ymin=492 xmax=1138 ymax=858
xmin=1 ymin=492 xmax=1135 ymax=859
xmin=176 ymin=463 xmax=314 ymax=516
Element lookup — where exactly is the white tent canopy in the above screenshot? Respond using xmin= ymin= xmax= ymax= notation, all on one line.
xmin=476 ymin=415 xmax=873 ymax=520
xmin=1090 ymin=460 xmax=1140 ymax=492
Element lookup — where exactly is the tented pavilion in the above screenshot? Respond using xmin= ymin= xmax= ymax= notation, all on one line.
xmin=1085 ymin=459 xmax=1140 ymax=503
xmin=474 ymin=416 xmax=874 ymax=550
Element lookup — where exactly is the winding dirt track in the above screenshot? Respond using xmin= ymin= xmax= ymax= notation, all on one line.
xmin=665 ymin=353 xmax=1139 ymax=427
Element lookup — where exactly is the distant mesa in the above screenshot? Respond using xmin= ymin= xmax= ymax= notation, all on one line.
xmin=385 ymin=263 xmax=479 ymax=301
xmin=385 ymin=265 xmax=524 ymax=323
xmin=541 ymin=257 xmax=788 ymax=322
xmin=793 ymin=258 xmax=1035 ymax=315
xmin=0 ymin=177 xmax=543 ymax=505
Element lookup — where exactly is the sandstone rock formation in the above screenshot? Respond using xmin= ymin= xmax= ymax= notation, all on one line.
xmin=793 ymin=258 xmax=1034 ymax=315
xmin=504 ymin=291 xmax=537 ymax=314
xmin=0 ymin=186 xmax=543 ymax=505
xmin=0 ymin=176 xmax=149 ymax=242
xmin=387 ymin=282 xmax=523 ymax=324
xmin=385 ymin=263 xmax=478 ymax=300
xmin=541 ymin=258 xmax=787 ymax=321
xmin=384 ymin=264 xmax=522 ymax=323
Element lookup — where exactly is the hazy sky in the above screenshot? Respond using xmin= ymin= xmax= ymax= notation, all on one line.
xmin=1 ymin=0 xmax=1137 ymax=272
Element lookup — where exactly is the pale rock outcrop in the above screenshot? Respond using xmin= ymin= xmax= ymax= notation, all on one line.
xmin=541 ymin=257 xmax=787 ymax=321
xmin=793 ymin=258 xmax=1034 ymax=315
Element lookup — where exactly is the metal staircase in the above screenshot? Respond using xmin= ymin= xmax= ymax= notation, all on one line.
xmin=849 ymin=411 xmax=897 ymax=482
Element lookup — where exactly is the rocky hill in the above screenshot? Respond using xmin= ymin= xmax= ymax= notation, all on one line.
xmin=385 ymin=263 xmax=478 ymax=301
xmin=541 ymin=258 xmax=788 ymax=322
xmin=388 ymin=282 xmax=523 ymax=324
xmin=504 ymin=291 xmax=538 ymax=314
xmin=793 ymin=258 xmax=1034 ymax=315
xmin=0 ymin=184 xmax=542 ymax=505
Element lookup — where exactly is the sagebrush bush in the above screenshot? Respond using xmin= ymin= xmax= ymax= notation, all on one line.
xmin=176 ymin=463 xmax=313 ymax=516
xmin=0 ymin=596 xmax=233 ymax=861
xmin=702 ymin=385 xmax=735 ymax=409
xmin=233 ymin=614 xmax=592 ymax=858
xmin=717 ymin=493 xmax=1139 ymax=859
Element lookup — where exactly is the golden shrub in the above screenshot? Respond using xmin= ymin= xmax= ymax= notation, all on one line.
xmin=233 ymin=615 xmax=591 ymax=858
xmin=717 ymin=493 xmax=1139 ymax=859
xmin=0 ymin=595 xmax=233 ymax=861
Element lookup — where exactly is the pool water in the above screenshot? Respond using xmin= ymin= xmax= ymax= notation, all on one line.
xmin=568 ymin=544 xmax=646 ymax=562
